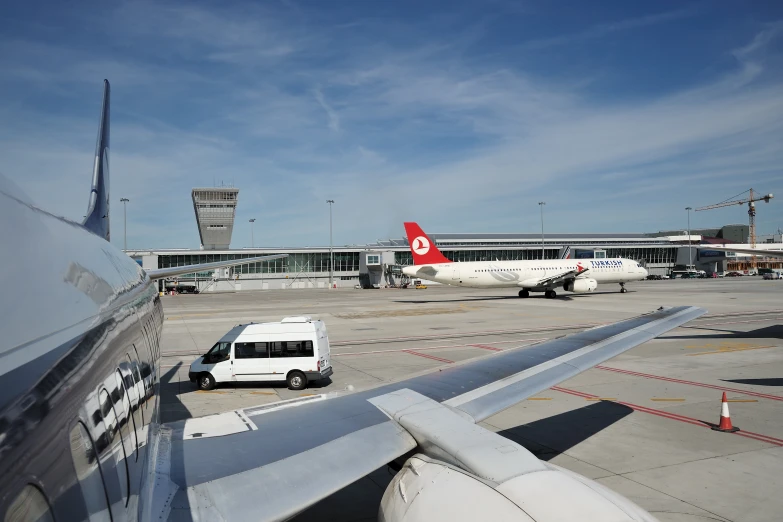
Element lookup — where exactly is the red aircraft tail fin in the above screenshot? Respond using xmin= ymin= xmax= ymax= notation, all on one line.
xmin=404 ymin=222 xmax=452 ymax=265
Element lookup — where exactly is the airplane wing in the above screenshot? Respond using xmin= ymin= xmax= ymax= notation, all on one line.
xmin=145 ymin=254 xmax=288 ymax=280
xmin=698 ymin=245 xmax=783 ymax=259
xmin=518 ymin=267 xmax=589 ymax=289
xmin=157 ymin=305 xmax=705 ymax=522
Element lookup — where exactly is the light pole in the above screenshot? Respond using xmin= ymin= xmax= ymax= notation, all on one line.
xmin=327 ymin=200 xmax=334 ymax=287
xmin=538 ymin=201 xmax=546 ymax=260
xmin=685 ymin=207 xmax=693 ymax=270
xmin=120 ymin=198 xmax=129 ymax=251
xmin=249 ymin=218 xmax=256 ymax=248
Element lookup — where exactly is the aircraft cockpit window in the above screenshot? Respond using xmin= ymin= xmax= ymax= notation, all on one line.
xmin=69 ymin=422 xmax=111 ymax=520
xmin=5 ymin=485 xmax=54 ymax=522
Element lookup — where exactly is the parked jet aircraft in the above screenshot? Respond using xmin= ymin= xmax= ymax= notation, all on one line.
xmin=0 ymin=81 xmax=705 ymax=522
xmin=402 ymin=222 xmax=648 ymax=298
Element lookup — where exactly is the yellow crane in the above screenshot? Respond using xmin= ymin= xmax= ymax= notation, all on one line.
xmin=695 ymin=189 xmax=774 ymax=268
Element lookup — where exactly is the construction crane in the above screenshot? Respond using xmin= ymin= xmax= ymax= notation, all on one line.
xmin=695 ymin=189 xmax=774 ymax=268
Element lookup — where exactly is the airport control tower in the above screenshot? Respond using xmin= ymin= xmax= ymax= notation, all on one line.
xmin=192 ymin=187 xmax=239 ymax=250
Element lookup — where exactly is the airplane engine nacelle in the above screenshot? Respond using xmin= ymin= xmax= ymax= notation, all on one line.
xmin=565 ymin=278 xmax=597 ymax=293
xmin=379 ymin=455 xmax=657 ymax=522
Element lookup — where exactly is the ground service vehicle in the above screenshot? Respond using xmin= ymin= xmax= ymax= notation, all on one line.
xmin=189 ymin=316 xmax=333 ymax=390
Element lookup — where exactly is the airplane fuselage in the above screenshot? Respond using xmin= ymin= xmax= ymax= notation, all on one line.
xmin=403 ymin=258 xmax=647 ymax=291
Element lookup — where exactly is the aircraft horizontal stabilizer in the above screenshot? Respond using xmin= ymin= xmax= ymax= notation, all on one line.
xmin=698 ymin=245 xmax=783 ymax=259
xmin=145 ymin=254 xmax=288 ymax=281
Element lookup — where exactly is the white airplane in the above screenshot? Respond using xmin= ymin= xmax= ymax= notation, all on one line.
xmin=402 ymin=222 xmax=648 ymax=298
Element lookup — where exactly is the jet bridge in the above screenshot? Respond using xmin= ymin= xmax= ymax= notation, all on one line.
xmin=359 ymin=250 xmax=398 ymax=288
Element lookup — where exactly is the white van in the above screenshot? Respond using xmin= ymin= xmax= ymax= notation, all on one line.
xmin=188 ymin=316 xmax=333 ymax=391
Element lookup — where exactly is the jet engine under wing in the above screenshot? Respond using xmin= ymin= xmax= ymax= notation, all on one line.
xmin=160 ymin=305 xmax=705 ymax=522
xmin=518 ymin=267 xmax=589 ymax=289
xmin=145 ymin=254 xmax=288 ymax=280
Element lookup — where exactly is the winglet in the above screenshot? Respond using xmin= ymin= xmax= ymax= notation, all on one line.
xmin=404 ymin=222 xmax=451 ymax=265
xmin=82 ymin=79 xmax=111 ymax=241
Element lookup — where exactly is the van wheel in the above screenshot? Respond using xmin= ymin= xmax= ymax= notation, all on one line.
xmin=287 ymin=371 xmax=307 ymax=390
xmin=198 ymin=373 xmax=216 ymax=391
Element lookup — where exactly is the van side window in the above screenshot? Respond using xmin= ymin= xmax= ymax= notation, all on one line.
xmin=5 ymin=485 xmax=54 ymax=522
xmin=269 ymin=341 xmax=313 ymax=358
xmin=69 ymin=421 xmax=111 ymax=520
xmin=235 ymin=342 xmax=268 ymax=359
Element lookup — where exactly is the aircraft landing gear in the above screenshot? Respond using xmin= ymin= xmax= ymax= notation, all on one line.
xmin=518 ymin=289 xmax=529 ymax=298
xmin=545 ymin=290 xmax=557 ymax=299
xmin=619 ymin=283 xmax=627 ymax=294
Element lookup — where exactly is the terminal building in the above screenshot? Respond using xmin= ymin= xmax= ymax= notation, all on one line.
xmin=128 ymin=223 xmax=783 ymax=292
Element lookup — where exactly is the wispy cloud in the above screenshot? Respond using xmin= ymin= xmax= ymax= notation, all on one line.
xmin=313 ymin=87 xmax=340 ymax=132
xmin=520 ymin=7 xmax=697 ymax=50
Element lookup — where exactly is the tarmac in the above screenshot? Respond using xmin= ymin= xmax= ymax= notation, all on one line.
xmin=160 ymin=278 xmax=783 ymax=522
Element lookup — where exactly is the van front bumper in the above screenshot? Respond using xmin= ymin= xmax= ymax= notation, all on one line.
xmin=305 ymin=367 xmax=333 ymax=381
xmin=188 ymin=372 xmax=197 ymax=383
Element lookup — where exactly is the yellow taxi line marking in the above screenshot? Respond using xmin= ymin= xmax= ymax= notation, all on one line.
xmin=688 ymin=345 xmax=775 ymax=356
xmin=249 ymin=391 xmax=277 ymax=395
xmin=651 ymin=398 xmax=686 ymax=402
xmin=727 ymin=399 xmax=759 ymax=403
xmin=299 ymin=393 xmax=318 ymax=397
xmin=195 ymin=390 xmax=228 ymax=394
xmin=526 ymin=397 xmax=553 ymax=401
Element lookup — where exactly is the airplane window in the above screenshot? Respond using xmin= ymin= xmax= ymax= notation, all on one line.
xmin=5 ymin=485 xmax=54 ymax=522
xmin=99 ymin=389 xmax=129 ymax=506
xmin=69 ymin=422 xmax=111 ymax=521
xmin=112 ymin=368 xmax=138 ymax=458
xmin=130 ymin=346 xmax=148 ymax=418
xmin=120 ymin=360 xmax=141 ymax=459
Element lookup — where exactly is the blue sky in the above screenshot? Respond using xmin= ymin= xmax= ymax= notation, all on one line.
xmin=1 ymin=0 xmax=782 ymax=249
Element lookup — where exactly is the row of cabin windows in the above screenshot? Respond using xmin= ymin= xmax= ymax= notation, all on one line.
xmin=5 ymin=305 xmax=161 ymax=522
xmin=473 ymin=266 xmax=582 ymax=272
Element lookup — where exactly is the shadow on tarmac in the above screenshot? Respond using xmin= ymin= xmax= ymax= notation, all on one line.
xmin=663 ymin=324 xmax=783 ymax=340
xmin=496 ymin=400 xmax=634 ymax=460
xmin=393 ymin=290 xmax=627 ymax=304
xmin=160 ymin=364 xmax=335 ymax=423
xmin=722 ymin=378 xmax=783 ymax=387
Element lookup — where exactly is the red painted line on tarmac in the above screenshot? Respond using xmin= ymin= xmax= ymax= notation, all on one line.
xmin=596 ymin=366 xmax=783 ymax=402
xmin=470 ymin=344 xmax=504 ymax=352
xmin=551 ymin=386 xmax=783 ymax=446
xmin=402 ymin=350 xmax=454 ymax=364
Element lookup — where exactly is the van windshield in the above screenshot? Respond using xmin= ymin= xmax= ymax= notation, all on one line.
xmin=205 ymin=342 xmax=231 ymax=361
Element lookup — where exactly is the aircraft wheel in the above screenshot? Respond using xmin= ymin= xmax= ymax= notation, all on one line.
xmin=518 ymin=289 xmax=529 ymax=298
xmin=287 ymin=371 xmax=308 ymax=391
xmin=198 ymin=373 xmax=216 ymax=391
xmin=545 ymin=290 xmax=557 ymax=299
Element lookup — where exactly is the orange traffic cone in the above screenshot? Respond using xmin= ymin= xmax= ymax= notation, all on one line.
xmin=711 ymin=392 xmax=739 ymax=432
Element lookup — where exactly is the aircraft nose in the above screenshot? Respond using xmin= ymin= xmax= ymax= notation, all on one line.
xmin=642 ymin=267 xmax=648 ymax=278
